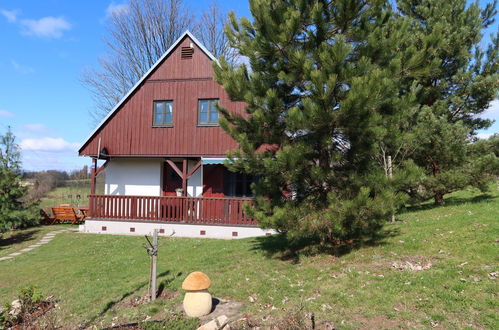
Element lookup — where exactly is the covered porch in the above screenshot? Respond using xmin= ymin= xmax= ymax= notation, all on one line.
xmin=87 ymin=156 xmax=258 ymax=227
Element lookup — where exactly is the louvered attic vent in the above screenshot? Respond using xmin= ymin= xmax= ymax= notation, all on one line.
xmin=181 ymin=46 xmax=194 ymax=59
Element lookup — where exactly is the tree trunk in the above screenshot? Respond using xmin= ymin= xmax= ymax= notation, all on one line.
xmin=434 ymin=192 xmax=445 ymax=206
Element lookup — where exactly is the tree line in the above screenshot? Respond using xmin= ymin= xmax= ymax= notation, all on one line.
xmin=22 ymin=166 xmax=90 ymax=201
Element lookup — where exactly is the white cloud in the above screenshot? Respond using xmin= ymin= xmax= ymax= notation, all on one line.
xmin=21 ymin=150 xmax=88 ymax=171
xmin=476 ymin=132 xmax=494 ymax=140
xmin=11 ymin=60 xmax=34 ymax=74
xmin=20 ymin=16 xmax=71 ymax=38
xmin=106 ymin=2 xmax=129 ymax=18
xmin=1 ymin=9 xmax=18 ymax=23
xmin=480 ymin=99 xmax=499 ymax=120
xmin=23 ymin=123 xmax=46 ymax=132
xmin=0 ymin=109 xmax=15 ymax=118
xmin=0 ymin=9 xmax=19 ymax=23
xmin=20 ymin=137 xmax=80 ymax=152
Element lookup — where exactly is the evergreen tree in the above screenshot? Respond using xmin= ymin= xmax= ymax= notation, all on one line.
xmin=0 ymin=127 xmax=39 ymax=233
xmin=396 ymin=0 xmax=499 ymax=205
xmin=214 ymin=0 xmax=426 ymax=245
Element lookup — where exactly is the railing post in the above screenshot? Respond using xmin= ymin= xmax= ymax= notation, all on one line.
xmin=131 ymin=197 xmax=137 ymax=219
xmin=88 ymin=195 xmax=94 ymax=218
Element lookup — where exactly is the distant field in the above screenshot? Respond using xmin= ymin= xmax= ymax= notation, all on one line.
xmin=1 ymin=183 xmax=497 ymax=328
xmin=39 ymin=179 xmax=104 ymax=209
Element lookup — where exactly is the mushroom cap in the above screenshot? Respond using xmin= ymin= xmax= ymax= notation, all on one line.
xmin=182 ymin=271 xmax=211 ymax=290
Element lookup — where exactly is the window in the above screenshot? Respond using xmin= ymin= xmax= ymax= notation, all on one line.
xmin=198 ymin=99 xmax=219 ymax=125
xmin=224 ymin=170 xmax=255 ymax=197
xmin=153 ymin=101 xmax=173 ymax=126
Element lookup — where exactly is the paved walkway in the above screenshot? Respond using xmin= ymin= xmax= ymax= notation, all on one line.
xmin=0 ymin=229 xmax=75 ymax=261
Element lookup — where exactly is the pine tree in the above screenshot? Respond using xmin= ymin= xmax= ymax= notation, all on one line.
xmin=0 ymin=127 xmax=39 ymax=233
xmin=396 ymin=0 xmax=499 ymax=205
xmin=214 ymin=0 xmax=427 ymax=245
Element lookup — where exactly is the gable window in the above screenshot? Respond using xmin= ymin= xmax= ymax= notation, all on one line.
xmin=198 ymin=99 xmax=219 ymax=125
xmin=153 ymin=101 xmax=173 ymax=126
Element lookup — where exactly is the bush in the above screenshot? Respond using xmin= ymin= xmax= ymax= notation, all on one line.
xmin=0 ymin=285 xmax=44 ymax=329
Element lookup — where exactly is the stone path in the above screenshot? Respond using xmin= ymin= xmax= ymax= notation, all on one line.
xmin=0 ymin=229 xmax=75 ymax=262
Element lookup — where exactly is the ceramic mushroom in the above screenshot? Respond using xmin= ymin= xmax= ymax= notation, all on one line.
xmin=182 ymin=271 xmax=212 ymax=317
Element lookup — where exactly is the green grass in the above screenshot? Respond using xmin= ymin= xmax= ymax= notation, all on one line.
xmin=0 ymin=225 xmax=72 ymax=258
xmin=1 ymin=184 xmax=498 ymax=328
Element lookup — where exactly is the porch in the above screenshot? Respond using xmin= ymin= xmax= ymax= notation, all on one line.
xmin=88 ymin=194 xmax=257 ymax=226
xmin=83 ymin=157 xmax=268 ymax=237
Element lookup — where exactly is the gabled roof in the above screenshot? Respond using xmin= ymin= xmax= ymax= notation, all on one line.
xmin=79 ymin=30 xmax=218 ymax=154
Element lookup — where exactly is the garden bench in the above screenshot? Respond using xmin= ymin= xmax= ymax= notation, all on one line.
xmin=40 ymin=209 xmax=56 ymax=225
xmin=51 ymin=207 xmax=83 ymax=225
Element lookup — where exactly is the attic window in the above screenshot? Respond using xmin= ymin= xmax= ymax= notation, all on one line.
xmin=181 ymin=46 xmax=194 ymax=59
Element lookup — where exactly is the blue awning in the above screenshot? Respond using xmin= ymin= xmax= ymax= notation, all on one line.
xmin=201 ymin=157 xmax=229 ymax=165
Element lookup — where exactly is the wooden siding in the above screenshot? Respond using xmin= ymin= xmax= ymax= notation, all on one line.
xmin=79 ymin=35 xmax=245 ymax=157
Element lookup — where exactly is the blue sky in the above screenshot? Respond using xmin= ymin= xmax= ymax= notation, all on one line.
xmin=0 ymin=1 xmax=497 ymax=172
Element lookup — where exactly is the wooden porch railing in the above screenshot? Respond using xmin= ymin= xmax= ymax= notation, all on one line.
xmin=88 ymin=194 xmax=257 ymax=226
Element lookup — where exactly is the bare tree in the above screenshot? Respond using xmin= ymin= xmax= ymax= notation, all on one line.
xmin=82 ymin=0 xmax=194 ymax=122
xmin=194 ymin=1 xmax=238 ymax=64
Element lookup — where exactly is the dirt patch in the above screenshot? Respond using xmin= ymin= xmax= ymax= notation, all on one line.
xmin=114 ymin=290 xmax=179 ymax=310
xmin=391 ymin=256 xmax=434 ymax=272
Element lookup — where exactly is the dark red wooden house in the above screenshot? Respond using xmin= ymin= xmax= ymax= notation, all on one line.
xmin=78 ymin=31 xmax=270 ymax=238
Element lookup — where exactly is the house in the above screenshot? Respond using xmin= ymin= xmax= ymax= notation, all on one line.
xmin=78 ymin=31 xmax=272 ymax=239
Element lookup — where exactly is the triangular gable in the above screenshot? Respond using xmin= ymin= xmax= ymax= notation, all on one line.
xmin=79 ymin=30 xmax=218 ymax=154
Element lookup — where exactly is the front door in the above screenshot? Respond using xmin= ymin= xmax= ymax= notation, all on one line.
xmin=163 ymin=161 xmax=183 ymax=196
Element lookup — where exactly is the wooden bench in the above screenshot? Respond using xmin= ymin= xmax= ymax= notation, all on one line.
xmin=40 ymin=209 xmax=56 ymax=225
xmin=51 ymin=207 xmax=83 ymax=225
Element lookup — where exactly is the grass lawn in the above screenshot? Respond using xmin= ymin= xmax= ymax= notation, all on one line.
xmin=1 ymin=183 xmax=497 ymax=328
xmin=0 ymin=225 xmax=73 ymax=258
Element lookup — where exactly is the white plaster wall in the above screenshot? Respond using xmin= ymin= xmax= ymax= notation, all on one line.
xmin=187 ymin=160 xmax=202 ymax=197
xmin=80 ymin=220 xmax=275 ymax=239
xmin=105 ymin=158 xmax=162 ymax=196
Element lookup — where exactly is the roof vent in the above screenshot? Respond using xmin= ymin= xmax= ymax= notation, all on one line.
xmin=181 ymin=46 xmax=194 ymax=59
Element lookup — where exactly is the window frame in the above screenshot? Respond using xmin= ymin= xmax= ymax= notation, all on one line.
xmin=198 ymin=98 xmax=219 ymax=126
xmin=152 ymin=100 xmax=174 ymax=127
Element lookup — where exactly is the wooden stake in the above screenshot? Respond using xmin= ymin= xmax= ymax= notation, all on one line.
xmin=150 ymin=229 xmax=158 ymax=301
